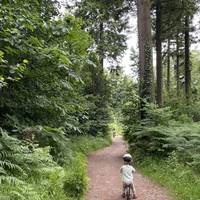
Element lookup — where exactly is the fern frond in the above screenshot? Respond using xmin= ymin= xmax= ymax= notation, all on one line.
xmin=0 ymin=166 xmax=7 ymax=175
xmin=0 ymin=151 xmax=11 ymax=159
xmin=0 ymin=160 xmax=24 ymax=173
xmin=9 ymin=191 xmax=26 ymax=200
xmin=0 ymin=175 xmax=24 ymax=185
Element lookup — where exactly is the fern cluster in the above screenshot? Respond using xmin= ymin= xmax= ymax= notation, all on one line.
xmin=0 ymin=128 xmax=66 ymax=200
xmin=0 ymin=126 xmax=110 ymax=200
xmin=128 ymin=123 xmax=200 ymax=173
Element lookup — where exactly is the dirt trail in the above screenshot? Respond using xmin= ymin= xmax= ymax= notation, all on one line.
xmin=86 ymin=137 xmax=173 ymax=200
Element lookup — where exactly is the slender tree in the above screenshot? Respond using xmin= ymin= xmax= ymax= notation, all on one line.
xmin=176 ymin=34 xmax=181 ymax=97
xmin=152 ymin=0 xmax=197 ymax=102
xmin=167 ymin=39 xmax=171 ymax=94
xmin=182 ymin=0 xmax=197 ymax=102
xmin=184 ymin=15 xmax=191 ymax=103
xmin=98 ymin=21 xmax=104 ymax=73
xmin=155 ymin=0 xmax=163 ymax=106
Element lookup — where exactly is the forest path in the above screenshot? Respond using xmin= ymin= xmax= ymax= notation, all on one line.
xmin=86 ymin=136 xmax=173 ymax=200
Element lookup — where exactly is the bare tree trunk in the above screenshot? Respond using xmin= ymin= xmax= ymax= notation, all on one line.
xmin=184 ymin=15 xmax=191 ymax=103
xmin=156 ymin=0 xmax=162 ymax=107
xmin=167 ymin=39 xmax=171 ymax=95
xmin=176 ymin=34 xmax=180 ymax=97
xmin=137 ymin=0 xmax=153 ymax=118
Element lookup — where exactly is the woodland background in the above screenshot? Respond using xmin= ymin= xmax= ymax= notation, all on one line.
xmin=0 ymin=0 xmax=200 ymax=200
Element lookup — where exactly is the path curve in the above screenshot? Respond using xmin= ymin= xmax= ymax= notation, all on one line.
xmin=86 ymin=137 xmax=173 ymax=200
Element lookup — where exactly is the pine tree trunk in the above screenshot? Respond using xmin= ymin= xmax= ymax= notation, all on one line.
xmin=167 ymin=39 xmax=171 ymax=95
xmin=176 ymin=34 xmax=180 ymax=97
xmin=156 ymin=0 xmax=162 ymax=107
xmin=184 ymin=15 xmax=191 ymax=103
xmin=137 ymin=0 xmax=153 ymax=118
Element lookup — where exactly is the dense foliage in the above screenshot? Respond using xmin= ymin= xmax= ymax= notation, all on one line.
xmin=1 ymin=0 xmax=200 ymax=199
xmin=117 ymin=51 xmax=200 ymax=199
xmin=0 ymin=128 xmax=110 ymax=200
xmin=119 ymin=75 xmax=200 ymax=174
xmin=0 ymin=0 xmax=112 ymax=199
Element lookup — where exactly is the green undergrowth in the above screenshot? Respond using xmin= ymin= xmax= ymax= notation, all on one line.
xmin=63 ymin=136 xmax=111 ymax=200
xmin=136 ymin=156 xmax=200 ymax=200
xmin=127 ymin=122 xmax=200 ymax=200
xmin=0 ymin=134 xmax=111 ymax=200
xmin=69 ymin=135 xmax=112 ymax=154
xmin=127 ymin=123 xmax=200 ymax=173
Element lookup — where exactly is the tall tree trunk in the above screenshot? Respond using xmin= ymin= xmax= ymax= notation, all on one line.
xmin=167 ymin=39 xmax=171 ymax=95
xmin=99 ymin=22 xmax=104 ymax=73
xmin=184 ymin=15 xmax=191 ymax=103
xmin=155 ymin=0 xmax=162 ymax=107
xmin=137 ymin=0 xmax=153 ymax=118
xmin=176 ymin=34 xmax=180 ymax=97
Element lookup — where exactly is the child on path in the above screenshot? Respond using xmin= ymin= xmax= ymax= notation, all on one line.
xmin=120 ymin=153 xmax=137 ymax=199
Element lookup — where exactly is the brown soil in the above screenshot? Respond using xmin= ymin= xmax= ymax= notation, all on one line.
xmin=86 ymin=137 xmax=173 ymax=200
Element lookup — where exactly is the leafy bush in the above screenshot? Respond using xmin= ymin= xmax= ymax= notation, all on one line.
xmin=122 ymin=100 xmax=174 ymax=141
xmin=176 ymin=114 xmax=193 ymax=123
xmin=173 ymin=103 xmax=200 ymax=122
xmin=64 ymin=153 xmax=88 ymax=200
xmin=34 ymin=126 xmax=72 ymax=165
xmin=144 ymin=104 xmax=173 ymax=126
xmin=0 ymin=3 xmax=111 ymax=139
xmin=0 ymin=126 xmax=110 ymax=200
xmin=128 ymin=127 xmax=180 ymax=157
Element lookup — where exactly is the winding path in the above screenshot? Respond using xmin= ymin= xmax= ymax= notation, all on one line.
xmin=86 ymin=137 xmax=173 ymax=200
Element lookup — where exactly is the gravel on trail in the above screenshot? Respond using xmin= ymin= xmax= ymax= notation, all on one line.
xmin=86 ymin=137 xmax=173 ymax=200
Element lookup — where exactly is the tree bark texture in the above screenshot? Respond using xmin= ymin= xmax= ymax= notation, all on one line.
xmin=167 ymin=39 xmax=171 ymax=95
xmin=176 ymin=34 xmax=180 ymax=97
xmin=99 ymin=22 xmax=104 ymax=73
xmin=156 ymin=0 xmax=163 ymax=107
xmin=137 ymin=0 xmax=153 ymax=102
xmin=184 ymin=15 xmax=191 ymax=103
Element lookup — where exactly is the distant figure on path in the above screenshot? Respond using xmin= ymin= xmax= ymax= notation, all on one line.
xmin=113 ymin=130 xmax=116 ymax=138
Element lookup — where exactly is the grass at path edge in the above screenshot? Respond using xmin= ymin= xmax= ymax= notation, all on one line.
xmin=136 ymin=157 xmax=200 ymax=200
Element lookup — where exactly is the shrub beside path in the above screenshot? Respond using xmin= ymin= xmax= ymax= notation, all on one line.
xmin=86 ymin=136 xmax=173 ymax=200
